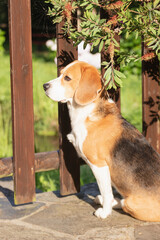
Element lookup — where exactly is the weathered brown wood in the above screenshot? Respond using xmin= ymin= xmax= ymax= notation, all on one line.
xmin=35 ymin=151 xmax=59 ymax=172
xmin=57 ymin=20 xmax=80 ymax=196
xmin=0 ymin=157 xmax=13 ymax=178
xmin=100 ymin=9 xmax=120 ymax=109
xmin=8 ymin=0 xmax=35 ymax=204
xmin=0 ymin=151 xmax=60 ymax=178
xmin=142 ymin=43 xmax=160 ymax=153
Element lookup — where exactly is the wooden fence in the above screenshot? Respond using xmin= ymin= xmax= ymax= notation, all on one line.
xmin=0 ymin=0 xmax=159 ymax=205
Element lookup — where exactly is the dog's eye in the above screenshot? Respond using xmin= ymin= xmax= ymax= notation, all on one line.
xmin=64 ymin=75 xmax=71 ymax=81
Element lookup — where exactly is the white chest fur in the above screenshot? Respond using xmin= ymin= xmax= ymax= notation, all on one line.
xmin=67 ymin=100 xmax=117 ymax=220
xmin=67 ymin=101 xmax=95 ymax=161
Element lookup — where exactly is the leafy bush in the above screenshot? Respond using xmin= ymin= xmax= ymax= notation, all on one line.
xmin=47 ymin=0 xmax=160 ymax=89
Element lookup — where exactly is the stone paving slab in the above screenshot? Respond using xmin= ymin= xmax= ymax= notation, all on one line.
xmin=24 ymin=203 xmax=138 ymax=236
xmin=135 ymin=224 xmax=160 ymax=240
xmin=0 ymin=179 xmax=160 ymax=240
xmin=0 ymin=197 xmax=45 ymax=220
xmin=0 ymin=219 xmax=74 ymax=240
xmin=78 ymin=226 xmax=135 ymax=240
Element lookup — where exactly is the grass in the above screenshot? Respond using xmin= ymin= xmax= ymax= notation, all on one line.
xmin=0 ymin=37 xmax=142 ymax=192
xmin=120 ymin=35 xmax=142 ymax=132
xmin=32 ymin=52 xmax=58 ymax=137
xmin=0 ymin=52 xmax=12 ymax=157
xmin=0 ymin=51 xmax=59 ymax=158
xmin=121 ymin=66 xmax=142 ymax=132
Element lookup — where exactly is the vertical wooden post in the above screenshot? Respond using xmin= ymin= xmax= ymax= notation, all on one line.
xmin=56 ymin=21 xmax=80 ymax=195
xmin=8 ymin=0 xmax=35 ymax=204
xmin=142 ymin=43 xmax=160 ymax=153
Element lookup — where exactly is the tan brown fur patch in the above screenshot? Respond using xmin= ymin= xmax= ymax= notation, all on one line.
xmin=83 ymin=99 xmax=122 ymax=167
xmin=74 ymin=64 xmax=101 ymax=105
xmin=60 ymin=61 xmax=102 ymax=104
xmin=60 ymin=62 xmax=82 ymax=99
xmin=123 ymin=194 xmax=160 ymax=222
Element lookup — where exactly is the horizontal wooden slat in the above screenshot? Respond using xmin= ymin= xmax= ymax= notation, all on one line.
xmin=35 ymin=151 xmax=60 ymax=172
xmin=0 ymin=151 xmax=85 ymax=178
xmin=0 ymin=151 xmax=59 ymax=178
xmin=0 ymin=157 xmax=13 ymax=178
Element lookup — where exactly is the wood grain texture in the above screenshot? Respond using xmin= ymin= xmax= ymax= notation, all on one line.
xmin=142 ymin=43 xmax=160 ymax=153
xmin=57 ymin=20 xmax=80 ymax=196
xmin=8 ymin=0 xmax=35 ymax=204
xmin=0 ymin=151 xmax=60 ymax=178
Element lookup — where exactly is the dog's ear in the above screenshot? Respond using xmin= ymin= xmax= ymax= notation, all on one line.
xmin=74 ymin=66 xmax=102 ymax=105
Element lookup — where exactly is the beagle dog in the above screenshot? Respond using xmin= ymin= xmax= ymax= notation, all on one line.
xmin=43 ymin=60 xmax=160 ymax=221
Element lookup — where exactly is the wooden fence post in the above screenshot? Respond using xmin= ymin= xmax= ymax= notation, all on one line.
xmin=142 ymin=43 xmax=160 ymax=153
xmin=8 ymin=0 xmax=35 ymax=204
xmin=56 ymin=21 xmax=80 ymax=195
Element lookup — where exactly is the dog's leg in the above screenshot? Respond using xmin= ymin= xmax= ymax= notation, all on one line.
xmin=67 ymin=133 xmax=75 ymax=144
xmin=94 ymin=195 xmax=122 ymax=209
xmin=112 ymin=198 xmax=122 ymax=209
xmin=90 ymin=164 xmax=113 ymax=219
xmin=94 ymin=195 xmax=103 ymax=205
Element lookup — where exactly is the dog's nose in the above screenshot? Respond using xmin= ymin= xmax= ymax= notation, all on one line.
xmin=43 ymin=83 xmax=50 ymax=91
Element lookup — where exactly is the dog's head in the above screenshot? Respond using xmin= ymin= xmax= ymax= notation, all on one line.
xmin=43 ymin=61 xmax=102 ymax=105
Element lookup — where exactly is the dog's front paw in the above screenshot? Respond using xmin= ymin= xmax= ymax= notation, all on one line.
xmin=94 ymin=195 xmax=103 ymax=206
xmin=67 ymin=133 xmax=74 ymax=143
xmin=94 ymin=208 xmax=112 ymax=219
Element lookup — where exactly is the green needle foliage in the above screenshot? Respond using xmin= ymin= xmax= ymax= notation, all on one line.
xmin=46 ymin=0 xmax=160 ymax=89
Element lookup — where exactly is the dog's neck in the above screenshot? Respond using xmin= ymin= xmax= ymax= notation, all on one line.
xmin=67 ymin=99 xmax=95 ymax=128
xmin=67 ymin=96 xmax=119 ymax=128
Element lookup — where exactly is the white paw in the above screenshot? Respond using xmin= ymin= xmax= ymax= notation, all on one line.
xmin=94 ymin=195 xmax=103 ymax=206
xmin=112 ymin=198 xmax=122 ymax=209
xmin=67 ymin=133 xmax=74 ymax=143
xmin=94 ymin=207 xmax=112 ymax=219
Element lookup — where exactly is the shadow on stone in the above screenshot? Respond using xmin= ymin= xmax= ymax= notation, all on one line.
xmin=0 ymin=186 xmax=14 ymax=206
